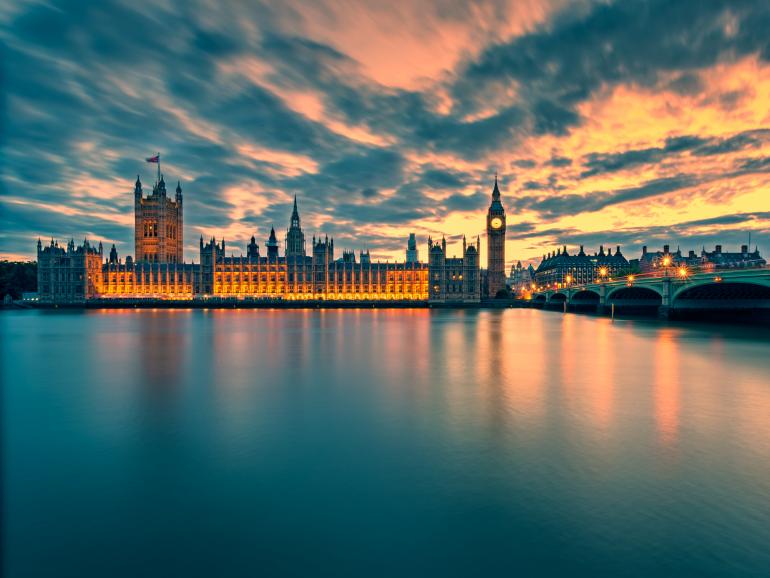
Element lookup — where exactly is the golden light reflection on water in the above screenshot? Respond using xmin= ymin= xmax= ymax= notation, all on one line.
xmin=75 ymin=308 xmax=770 ymax=469
xmin=586 ymin=317 xmax=615 ymax=436
xmin=654 ymin=328 xmax=681 ymax=450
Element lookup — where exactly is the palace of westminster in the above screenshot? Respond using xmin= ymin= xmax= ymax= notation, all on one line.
xmin=36 ymin=170 xmax=761 ymax=304
xmin=36 ymin=173 xmax=510 ymax=303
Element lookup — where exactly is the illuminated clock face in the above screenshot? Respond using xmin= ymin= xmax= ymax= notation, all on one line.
xmin=490 ymin=217 xmax=503 ymax=229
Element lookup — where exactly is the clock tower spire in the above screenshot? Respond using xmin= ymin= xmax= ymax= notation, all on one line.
xmin=486 ymin=174 xmax=506 ymax=297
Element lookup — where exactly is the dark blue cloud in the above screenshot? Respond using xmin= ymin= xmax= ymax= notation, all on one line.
xmin=579 ymin=129 xmax=770 ymax=178
xmin=2 ymin=0 xmax=770 ymax=261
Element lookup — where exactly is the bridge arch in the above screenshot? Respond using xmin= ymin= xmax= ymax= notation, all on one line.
xmin=533 ymin=294 xmax=547 ymax=303
xmin=549 ymin=292 xmax=567 ymax=303
xmin=607 ymin=286 xmax=663 ymax=308
xmin=673 ymin=281 xmax=770 ymax=308
xmin=570 ymin=289 xmax=600 ymax=304
xmin=607 ymin=285 xmax=663 ymax=301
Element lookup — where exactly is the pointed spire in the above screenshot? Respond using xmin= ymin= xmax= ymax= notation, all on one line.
xmin=289 ymin=195 xmax=300 ymax=228
xmin=492 ymin=172 xmax=500 ymax=200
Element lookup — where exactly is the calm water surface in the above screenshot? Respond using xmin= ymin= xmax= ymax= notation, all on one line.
xmin=2 ymin=309 xmax=770 ymax=577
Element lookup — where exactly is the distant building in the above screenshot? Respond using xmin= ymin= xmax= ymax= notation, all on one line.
xmin=428 ymin=236 xmax=481 ymax=302
xmin=638 ymin=244 xmax=689 ymax=272
xmin=509 ymin=261 xmax=535 ymax=295
xmin=534 ymin=245 xmax=629 ymax=288
xmin=639 ymin=244 xmax=765 ymax=272
xmin=406 ymin=233 xmax=418 ymax=263
xmin=700 ymin=244 xmax=765 ymax=269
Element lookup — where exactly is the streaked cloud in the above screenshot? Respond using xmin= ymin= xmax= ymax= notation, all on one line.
xmin=1 ymin=0 xmax=769 ymax=266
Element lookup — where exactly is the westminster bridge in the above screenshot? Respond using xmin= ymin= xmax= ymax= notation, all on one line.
xmin=531 ymin=267 xmax=770 ymax=318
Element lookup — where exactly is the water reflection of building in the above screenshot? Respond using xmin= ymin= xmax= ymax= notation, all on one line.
xmin=139 ymin=311 xmax=185 ymax=401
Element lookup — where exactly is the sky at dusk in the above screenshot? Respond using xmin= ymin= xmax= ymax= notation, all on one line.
xmin=2 ymin=0 xmax=770 ymax=265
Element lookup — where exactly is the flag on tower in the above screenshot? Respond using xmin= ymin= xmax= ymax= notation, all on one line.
xmin=146 ymin=153 xmax=161 ymax=183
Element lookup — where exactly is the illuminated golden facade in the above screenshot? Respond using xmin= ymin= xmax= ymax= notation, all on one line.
xmin=134 ymin=175 xmax=183 ymax=264
xmin=37 ymin=192 xmax=437 ymax=302
xmin=195 ymin=235 xmax=429 ymax=300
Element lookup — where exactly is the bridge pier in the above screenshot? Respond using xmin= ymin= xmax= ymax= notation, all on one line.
xmin=657 ymin=305 xmax=671 ymax=320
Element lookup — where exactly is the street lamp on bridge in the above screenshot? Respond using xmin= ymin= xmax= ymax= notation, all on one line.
xmin=598 ymin=267 xmax=608 ymax=282
xmin=662 ymin=255 xmax=672 ymax=277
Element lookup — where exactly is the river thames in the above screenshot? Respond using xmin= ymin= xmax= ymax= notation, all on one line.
xmin=2 ymin=309 xmax=769 ymax=577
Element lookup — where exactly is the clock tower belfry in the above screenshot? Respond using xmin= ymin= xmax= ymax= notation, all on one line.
xmin=486 ymin=174 xmax=506 ymax=297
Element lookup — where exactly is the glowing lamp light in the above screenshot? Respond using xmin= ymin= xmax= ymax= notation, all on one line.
xmin=565 ymin=275 xmax=572 ymax=284
xmin=678 ymin=266 xmax=688 ymax=278
xmin=662 ymin=256 xmax=672 ymax=267
xmin=599 ymin=267 xmax=608 ymax=277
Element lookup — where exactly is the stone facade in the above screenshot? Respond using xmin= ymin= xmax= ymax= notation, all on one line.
xmin=486 ymin=176 xmax=506 ymax=297
xmin=535 ymin=245 xmax=629 ymax=289
xmin=406 ymin=233 xmax=418 ymax=263
xmin=37 ymin=238 xmax=104 ymax=302
xmin=37 ymin=196 xmax=436 ymax=302
xmin=134 ymin=175 xmax=183 ymax=263
xmin=427 ymin=236 xmax=481 ymax=302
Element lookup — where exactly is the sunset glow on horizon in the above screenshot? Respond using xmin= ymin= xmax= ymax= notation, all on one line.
xmin=2 ymin=0 xmax=769 ymax=266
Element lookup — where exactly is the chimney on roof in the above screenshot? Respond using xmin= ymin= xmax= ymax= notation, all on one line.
xmin=688 ymin=250 xmax=696 ymax=258
xmin=663 ymin=244 xmax=670 ymax=253
xmin=741 ymin=244 xmax=748 ymax=254
xmin=715 ymin=244 xmax=722 ymax=253
xmin=642 ymin=245 xmax=647 ymax=256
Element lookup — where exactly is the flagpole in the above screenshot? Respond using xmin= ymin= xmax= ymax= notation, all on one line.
xmin=157 ymin=152 xmax=161 ymax=184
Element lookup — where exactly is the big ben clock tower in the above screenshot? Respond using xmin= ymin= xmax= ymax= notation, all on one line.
xmin=486 ymin=174 xmax=506 ymax=297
